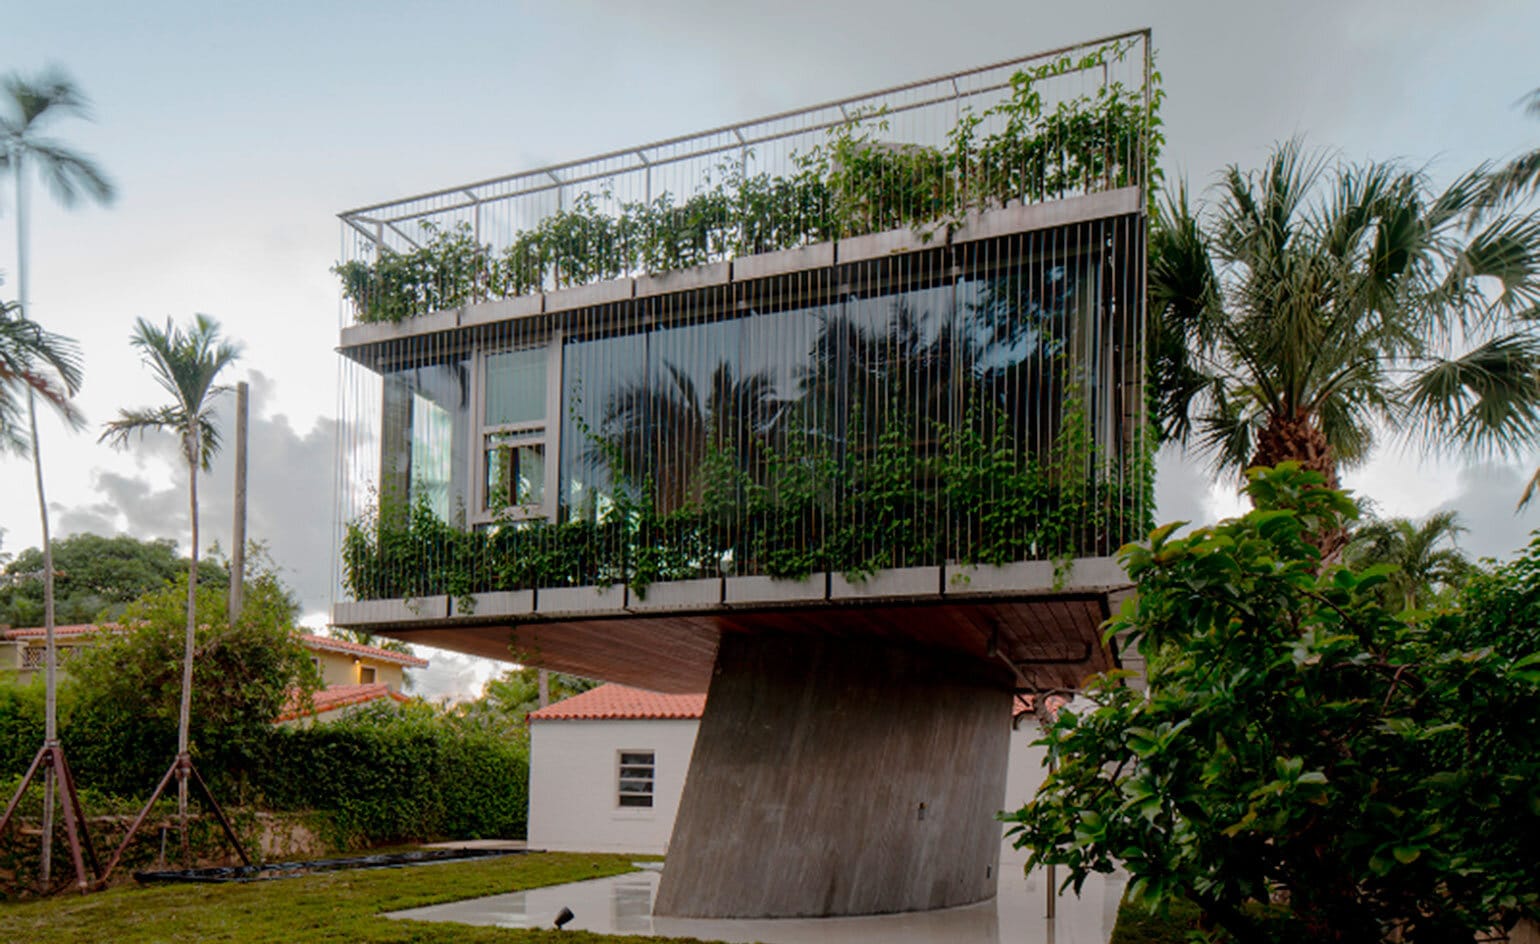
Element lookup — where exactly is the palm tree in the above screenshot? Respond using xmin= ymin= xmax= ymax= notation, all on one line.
xmin=1151 ymin=140 xmax=1540 ymax=554
xmin=100 ymin=315 xmax=240 ymax=838
xmin=1481 ymin=88 xmax=1540 ymax=507
xmin=1345 ymin=510 xmax=1471 ymax=610
xmin=1482 ymin=89 xmax=1540 ymax=210
xmin=0 ymin=65 xmax=114 ymax=890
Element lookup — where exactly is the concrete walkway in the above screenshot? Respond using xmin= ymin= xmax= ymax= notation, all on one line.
xmin=385 ymin=853 xmax=1124 ymax=943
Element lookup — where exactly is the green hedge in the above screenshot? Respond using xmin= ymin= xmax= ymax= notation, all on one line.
xmin=0 ymin=683 xmax=529 ymax=851
xmin=251 ymin=707 xmax=529 ymax=848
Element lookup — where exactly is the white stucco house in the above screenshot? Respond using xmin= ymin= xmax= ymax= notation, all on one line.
xmin=528 ymin=684 xmax=706 ymax=855
xmin=527 ymin=683 xmax=1055 ymax=857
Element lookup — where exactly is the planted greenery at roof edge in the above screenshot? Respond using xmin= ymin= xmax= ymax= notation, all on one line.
xmin=334 ymin=40 xmax=1158 ymax=324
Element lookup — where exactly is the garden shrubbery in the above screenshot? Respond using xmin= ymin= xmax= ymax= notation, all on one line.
xmin=0 ymin=571 xmax=529 ymax=867
xmin=0 ymin=682 xmax=530 ymax=855
xmin=1010 ymin=464 xmax=1540 ymax=943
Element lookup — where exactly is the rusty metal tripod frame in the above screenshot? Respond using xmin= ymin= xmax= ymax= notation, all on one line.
xmin=96 ymin=752 xmax=252 ymax=886
xmin=0 ymin=740 xmax=100 ymax=893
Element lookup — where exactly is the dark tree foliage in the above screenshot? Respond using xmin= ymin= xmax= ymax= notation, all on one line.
xmin=1007 ymin=464 xmax=1540 ymax=944
xmin=0 ymin=532 xmax=228 ymax=628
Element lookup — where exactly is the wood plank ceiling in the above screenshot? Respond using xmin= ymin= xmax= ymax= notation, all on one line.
xmin=382 ymin=594 xmax=1117 ymax=695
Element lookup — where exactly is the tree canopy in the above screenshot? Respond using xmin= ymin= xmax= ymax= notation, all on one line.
xmin=0 ymin=532 xmax=229 ymax=628
xmin=65 ymin=568 xmax=314 ymax=794
xmin=1150 ymin=142 xmax=1540 ymax=509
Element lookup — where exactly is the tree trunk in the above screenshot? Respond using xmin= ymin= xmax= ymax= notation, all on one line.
xmin=27 ymin=391 xmax=57 ymax=887
xmin=178 ymin=448 xmax=199 ymax=835
xmin=538 ymin=669 xmax=550 ymax=708
xmin=1250 ymin=411 xmax=1347 ymax=562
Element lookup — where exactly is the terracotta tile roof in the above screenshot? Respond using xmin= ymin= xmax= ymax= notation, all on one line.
xmin=300 ymin=632 xmax=428 ymax=668
xmin=2 ymin=624 xmax=116 ymax=641
xmin=529 ymin=683 xmax=707 ymax=721
xmin=275 ymin=682 xmax=410 ymax=723
xmin=1013 ymin=693 xmax=1067 ymax=723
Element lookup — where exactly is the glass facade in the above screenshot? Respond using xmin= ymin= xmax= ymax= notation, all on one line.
xmin=342 ymin=218 xmax=1147 ymax=602
xmin=380 ymin=358 xmax=471 ymax=520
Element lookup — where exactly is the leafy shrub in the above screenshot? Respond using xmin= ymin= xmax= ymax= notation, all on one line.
xmin=253 ymin=704 xmax=528 ymax=847
xmin=1008 ymin=464 xmax=1540 ymax=943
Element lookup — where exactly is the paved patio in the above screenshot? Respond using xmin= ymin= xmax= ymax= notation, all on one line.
xmin=385 ymin=851 xmax=1125 ymax=944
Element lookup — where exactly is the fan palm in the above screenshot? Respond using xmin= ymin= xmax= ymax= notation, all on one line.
xmin=1345 ymin=510 xmax=1471 ymax=610
xmin=1482 ymin=89 xmax=1540 ymax=210
xmin=1 ymin=65 xmax=113 ymax=888
xmin=1151 ymin=140 xmax=1540 ymax=554
xmin=100 ymin=315 xmax=240 ymax=826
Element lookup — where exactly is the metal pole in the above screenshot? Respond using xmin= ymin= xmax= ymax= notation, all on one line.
xmin=1046 ymin=751 xmax=1058 ymax=920
xmin=229 ymin=381 xmax=248 ymax=624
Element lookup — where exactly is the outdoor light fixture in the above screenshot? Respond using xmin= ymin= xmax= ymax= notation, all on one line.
xmin=554 ymin=906 xmax=575 ymax=929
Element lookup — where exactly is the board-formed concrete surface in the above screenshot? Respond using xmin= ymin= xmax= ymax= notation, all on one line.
xmin=653 ymin=632 xmax=1013 ymax=918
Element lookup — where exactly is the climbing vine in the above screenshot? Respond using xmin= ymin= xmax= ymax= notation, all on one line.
xmin=336 ymin=40 xmax=1157 ymax=323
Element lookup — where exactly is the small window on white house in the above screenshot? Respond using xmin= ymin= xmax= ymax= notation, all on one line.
xmin=360 ymin=665 xmax=377 ymax=685
xmin=618 ymin=751 xmax=655 ymax=808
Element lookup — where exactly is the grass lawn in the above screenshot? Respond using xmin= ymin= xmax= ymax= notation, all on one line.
xmin=0 ymin=852 xmax=724 ymax=944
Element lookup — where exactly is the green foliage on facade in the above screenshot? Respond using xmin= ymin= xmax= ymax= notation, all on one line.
xmin=341 ymin=389 xmax=1154 ymax=601
xmin=335 ymin=40 xmax=1156 ymax=323
xmin=1007 ymin=464 xmax=1540 ymax=943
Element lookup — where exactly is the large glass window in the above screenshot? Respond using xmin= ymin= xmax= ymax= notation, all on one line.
xmin=381 ymin=358 xmax=471 ymax=519
xmin=480 ymin=347 xmax=550 ymax=517
xmin=484 ymin=348 xmax=547 ymax=426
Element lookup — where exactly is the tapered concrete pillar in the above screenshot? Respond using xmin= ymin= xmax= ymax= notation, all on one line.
xmin=653 ymin=631 xmax=1013 ymax=918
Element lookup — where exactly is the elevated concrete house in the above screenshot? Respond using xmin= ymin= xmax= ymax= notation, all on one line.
xmin=332 ymin=29 xmax=1153 ymax=919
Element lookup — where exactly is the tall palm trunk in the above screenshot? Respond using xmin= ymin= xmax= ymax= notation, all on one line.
xmin=17 ymin=152 xmax=57 ymax=885
xmin=178 ymin=441 xmax=199 ymax=827
xmin=1251 ymin=410 xmax=1347 ymax=560
xmin=27 ymin=391 xmax=58 ymax=885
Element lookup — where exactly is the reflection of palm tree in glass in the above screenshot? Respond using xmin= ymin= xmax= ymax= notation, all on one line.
xmin=964 ymin=259 xmax=1097 ymax=457
xmin=796 ymin=305 xmax=965 ymax=454
xmin=597 ymin=362 xmax=781 ymax=515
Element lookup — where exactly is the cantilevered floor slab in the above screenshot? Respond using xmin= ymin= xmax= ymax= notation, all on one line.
xmin=338 ymin=557 xmax=1130 ymax=694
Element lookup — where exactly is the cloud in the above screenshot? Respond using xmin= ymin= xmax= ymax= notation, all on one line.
xmin=406 ymin=648 xmax=500 ymax=704
xmin=52 ymin=370 xmax=338 ymax=615
xmin=1432 ymin=463 xmax=1540 ymax=564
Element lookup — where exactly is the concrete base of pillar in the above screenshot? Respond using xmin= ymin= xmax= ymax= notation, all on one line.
xmin=653 ymin=632 xmax=1013 ymax=919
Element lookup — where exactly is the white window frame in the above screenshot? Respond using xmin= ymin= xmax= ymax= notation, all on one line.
xmin=468 ymin=333 xmax=562 ymax=526
xmin=617 ymin=749 xmax=656 ymax=809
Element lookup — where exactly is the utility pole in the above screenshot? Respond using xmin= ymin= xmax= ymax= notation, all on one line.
xmin=229 ymin=381 xmax=248 ymax=623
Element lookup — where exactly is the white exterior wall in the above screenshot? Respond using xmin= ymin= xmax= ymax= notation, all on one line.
xmin=1000 ymin=717 xmax=1052 ymax=866
xmin=529 ymin=717 xmax=699 ymax=855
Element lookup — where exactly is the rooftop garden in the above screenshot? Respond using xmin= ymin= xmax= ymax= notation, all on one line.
xmin=334 ymin=37 xmax=1159 ymax=325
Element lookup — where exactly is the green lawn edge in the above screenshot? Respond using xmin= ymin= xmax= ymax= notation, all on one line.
xmin=0 ymin=851 xmax=722 ymax=944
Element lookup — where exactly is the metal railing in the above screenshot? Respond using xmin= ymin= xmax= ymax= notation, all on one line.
xmin=334 ymin=29 xmax=1152 ymax=328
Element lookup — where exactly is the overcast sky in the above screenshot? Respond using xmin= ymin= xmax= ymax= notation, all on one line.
xmin=2 ymin=1 xmax=1538 ymax=700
